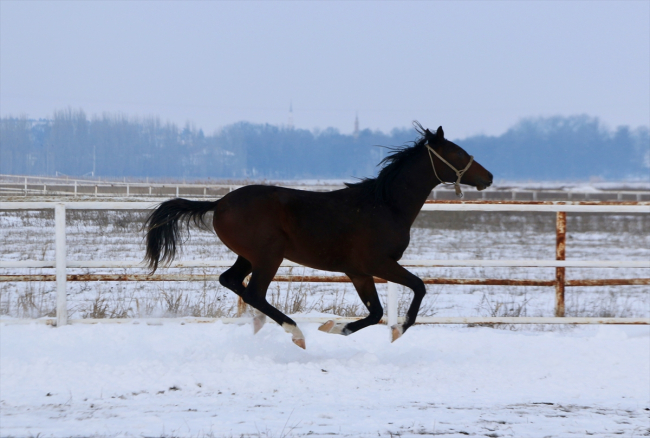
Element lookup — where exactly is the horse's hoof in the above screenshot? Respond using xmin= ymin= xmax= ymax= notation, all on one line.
xmin=318 ymin=320 xmax=350 ymax=335
xmin=253 ymin=313 xmax=266 ymax=334
xmin=292 ymin=337 xmax=306 ymax=349
xmin=391 ymin=324 xmax=404 ymax=343
xmin=282 ymin=322 xmax=306 ymax=349
xmin=318 ymin=320 xmax=335 ymax=332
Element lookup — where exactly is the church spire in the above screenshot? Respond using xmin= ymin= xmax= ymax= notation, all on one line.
xmin=288 ymin=101 xmax=294 ymax=129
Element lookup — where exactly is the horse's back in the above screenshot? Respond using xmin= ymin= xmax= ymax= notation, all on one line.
xmin=215 ymin=185 xmax=338 ymax=215
xmin=214 ymin=185 xmax=352 ymax=236
xmin=215 ymin=184 xmax=402 ymax=272
xmin=212 ymin=185 xmax=338 ymax=264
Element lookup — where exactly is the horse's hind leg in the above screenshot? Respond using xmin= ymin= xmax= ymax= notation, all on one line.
xmin=219 ymin=256 xmax=266 ymax=332
xmin=219 ymin=256 xmax=252 ymax=295
xmin=319 ymin=274 xmax=383 ymax=336
xmin=241 ymin=259 xmax=306 ymax=349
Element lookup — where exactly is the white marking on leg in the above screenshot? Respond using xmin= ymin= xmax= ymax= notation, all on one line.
xmin=391 ymin=323 xmax=404 ymax=343
xmin=282 ymin=322 xmax=304 ymax=340
xmin=318 ymin=320 xmax=351 ymax=336
xmin=282 ymin=322 xmax=306 ymax=349
xmin=253 ymin=311 xmax=266 ymax=334
xmin=327 ymin=322 xmax=349 ymax=335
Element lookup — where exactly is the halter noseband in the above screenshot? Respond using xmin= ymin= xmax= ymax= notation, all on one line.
xmin=425 ymin=143 xmax=474 ymax=199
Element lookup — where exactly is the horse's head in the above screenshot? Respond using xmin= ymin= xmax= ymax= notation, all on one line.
xmin=422 ymin=126 xmax=493 ymax=195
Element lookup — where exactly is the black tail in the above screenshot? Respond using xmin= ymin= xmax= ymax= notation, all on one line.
xmin=144 ymin=198 xmax=219 ymax=272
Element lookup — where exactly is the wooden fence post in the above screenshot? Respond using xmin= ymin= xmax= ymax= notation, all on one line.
xmin=555 ymin=211 xmax=566 ymax=317
xmin=236 ymin=274 xmax=251 ymax=317
xmin=237 ymin=297 xmax=247 ymax=317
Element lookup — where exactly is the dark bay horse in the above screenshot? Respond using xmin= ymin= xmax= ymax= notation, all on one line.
xmin=144 ymin=125 xmax=493 ymax=348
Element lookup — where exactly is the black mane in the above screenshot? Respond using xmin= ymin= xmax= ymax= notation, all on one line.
xmin=345 ymin=135 xmax=427 ymax=202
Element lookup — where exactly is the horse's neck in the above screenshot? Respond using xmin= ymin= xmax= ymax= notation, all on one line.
xmin=386 ymin=150 xmax=438 ymax=225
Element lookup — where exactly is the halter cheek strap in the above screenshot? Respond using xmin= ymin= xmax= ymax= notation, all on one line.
xmin=425 ymin=143 xmax=474 ymax=199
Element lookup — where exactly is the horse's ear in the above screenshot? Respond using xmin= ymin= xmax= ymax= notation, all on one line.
xmin=436 ymin=126 xmax=444 ymax=139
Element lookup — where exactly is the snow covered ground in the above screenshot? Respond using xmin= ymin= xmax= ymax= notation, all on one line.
xmin=1 ymin=207 xmax=649 ymax=437
xmin=1 ymin=321 xmax=649 ymax=437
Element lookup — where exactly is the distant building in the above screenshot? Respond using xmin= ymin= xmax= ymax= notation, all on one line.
xmin=354 ymin=113 xmax=359 ymax=139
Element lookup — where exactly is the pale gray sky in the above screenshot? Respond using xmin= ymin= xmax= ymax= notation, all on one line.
xmin=1 ymin=1 xmax=648 ymax=138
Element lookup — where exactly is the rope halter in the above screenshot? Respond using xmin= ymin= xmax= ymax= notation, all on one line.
xmin=425 ymin=143 xmax=474 ymax=199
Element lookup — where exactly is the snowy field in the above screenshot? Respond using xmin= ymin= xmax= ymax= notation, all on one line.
xmin=1 ymin=322 xmax=649 ymax=437
xmin=1 ymin=206 xmax=649 ymax=437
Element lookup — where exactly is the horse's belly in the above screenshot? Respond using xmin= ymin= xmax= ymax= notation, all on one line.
xmin=283 ymin=233 xmax=379 ymax=275
xmin=283 ymin=246 xmax=349 ymax=273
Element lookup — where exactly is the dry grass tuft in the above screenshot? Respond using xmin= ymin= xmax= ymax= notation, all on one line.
xmin=566 ymin=290 xmax=644 ymax=318
xmin=0 ymin=281 xmax=56 ymax=318
xmin=317 ymin=288 xmax=362 ymax=317
xmin=268 ymin=271 xmax=317 ymax=315
xmin=396 ymin=285 xmax=439 ymax=317
xmin=83 ymin=291 xmax=132 ymax=319
xmin=470 ymin=291 xmax=532 ymax=330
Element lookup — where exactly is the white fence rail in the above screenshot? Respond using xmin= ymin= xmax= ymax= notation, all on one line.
xmin=0 ymin=174 xmax=343 ymax=198
xmin=2 ymin=174 xmax=649 ymax=201
xmin=1 ymin=259 xmax=648 ymax=269
xmin=1 ymin=200 xmax=649 ymax=213
xmin=1 ymin=200 xmax=649 ymax=330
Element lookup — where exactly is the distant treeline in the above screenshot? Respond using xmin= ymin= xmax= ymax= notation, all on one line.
xmin=465 ymin=115 xmax=649 ymax=180
xmin=1 ymin=109 xmax=648 ymax=181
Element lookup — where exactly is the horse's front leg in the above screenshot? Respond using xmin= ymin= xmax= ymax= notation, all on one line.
xmin=372 ymin=261 xmax=426 ymax=342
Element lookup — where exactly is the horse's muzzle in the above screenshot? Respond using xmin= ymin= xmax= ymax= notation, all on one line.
xmin=476 ymin=171 xmax=494 ymax=191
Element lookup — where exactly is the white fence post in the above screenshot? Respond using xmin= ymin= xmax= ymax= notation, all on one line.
xmin=387 ymin=282 xmax=398 ymax=334
xmin=55 ymin=204 xmax=67 ymax=327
